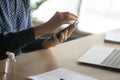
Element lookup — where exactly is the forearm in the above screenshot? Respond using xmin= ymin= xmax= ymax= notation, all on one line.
xmin=33 ymin=23 xmax=49 ymax=39
xmin=33 ymin=20 xmax=62 ymax=39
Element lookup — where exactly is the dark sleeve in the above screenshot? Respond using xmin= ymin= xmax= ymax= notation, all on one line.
xmin=21 ymin=33 xmax=54 ymax=53
xmin=21 ymin=38 xmax=44 ymax=53
xmin=0 ymin=28 xmax=35 ymax=60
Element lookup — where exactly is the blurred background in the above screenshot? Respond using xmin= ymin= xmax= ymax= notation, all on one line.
xmin=30 ymin=0 xmax=120 ymax=41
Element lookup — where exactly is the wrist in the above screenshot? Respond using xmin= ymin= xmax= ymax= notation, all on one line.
xmin=44 ymin=21 xmax=62 ymax=33
xmin=33 ymin=24 xmax=48 ymax=39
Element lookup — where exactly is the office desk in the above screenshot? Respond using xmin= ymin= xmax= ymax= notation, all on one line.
xmin=0 ymin=29 xmax=120 ymax=80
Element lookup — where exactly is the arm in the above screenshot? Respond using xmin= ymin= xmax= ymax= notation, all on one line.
xmin=0 ymin=11 xmax=78 ymax=60
xmin=22 ymin=12 xmax=78 ymax=51
xmin=33 ymin=11 xmax=78 ymax=39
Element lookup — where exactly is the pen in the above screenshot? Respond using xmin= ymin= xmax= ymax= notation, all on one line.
xmin=60 ymin=78 xmax=64 ymax=80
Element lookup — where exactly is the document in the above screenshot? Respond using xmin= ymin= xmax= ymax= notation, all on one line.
xmin=27 ymin=68 xmax=98 ymax=80
xmin=104 ymin=32 xmax=120 ymax=43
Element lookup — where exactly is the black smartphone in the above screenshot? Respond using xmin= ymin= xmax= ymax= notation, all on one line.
xmin=50 ymin=21 xmax=79 ymax=39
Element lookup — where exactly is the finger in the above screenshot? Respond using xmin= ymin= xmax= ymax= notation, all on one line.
xmin=59 ymin=30 xmax=68 ymax=42
xmin=59 ymin=32 xmax=65 ymax=43
xmin=66 ymin=25 xmax=76 ymax=37
xmin=47 ymin=35 xmax=59 ymax=47
xmin=63 ymin=12 xmax=78 ymax=21
xmin=64 ymin=30 xmax=68 ymax=41
xmin=63 ymin=12 xmax=78 ymax=19
xmin=53 ymin=34 xmax=59 ymax=44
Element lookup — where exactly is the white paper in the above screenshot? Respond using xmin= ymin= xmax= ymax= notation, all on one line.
xmin=105 ymin=32 xmax=120 ymax=43
xmin=27 ymin=68 xmax=98 ymax=80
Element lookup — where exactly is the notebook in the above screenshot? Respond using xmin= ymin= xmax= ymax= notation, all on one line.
xmin=78 ymin=45 xmax=120 ymax=69
xmin=27 ymin=68 xmax=98 ymax=80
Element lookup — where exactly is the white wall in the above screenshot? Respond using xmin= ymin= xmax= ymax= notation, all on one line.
xmin=31 ymin=0 xmax=120 ymax=34
xmin=77 ymin=0 xmax=120 ymax=34
xmin=31 ymin=0 xmax=80 ymax=23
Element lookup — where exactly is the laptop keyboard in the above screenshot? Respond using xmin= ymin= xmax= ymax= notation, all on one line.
xmin=101 ymin=49 xmax=120 ymax=68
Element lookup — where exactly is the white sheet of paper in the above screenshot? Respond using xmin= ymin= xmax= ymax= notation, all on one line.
xmin=27 ymin=68 xmax=98 ymax=80
xmin=105 ymin=32 xmax=120 ymax=43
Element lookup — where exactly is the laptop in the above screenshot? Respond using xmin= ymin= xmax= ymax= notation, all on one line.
xmin=78 ymin=45 xmax=120 ymax=69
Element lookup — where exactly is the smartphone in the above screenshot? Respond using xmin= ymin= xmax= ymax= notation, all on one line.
xmin=50 ymin=21 xmax=79 ymax=39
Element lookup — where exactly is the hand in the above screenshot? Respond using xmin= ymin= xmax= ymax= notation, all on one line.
xmin=34 ymin=11 xmax=78 ymax=39
xmin=43 ymin=11 xmax=78 ymax=33
xmin=42 ymin=24 xmax=76 ymax=49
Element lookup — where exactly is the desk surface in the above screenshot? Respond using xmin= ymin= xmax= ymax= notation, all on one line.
xmin=0 ymin=29 xmax=120 ymax=80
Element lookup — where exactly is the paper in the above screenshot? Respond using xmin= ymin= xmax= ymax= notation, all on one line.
xmin=27 ymin=68 xmax=98 ymax=80
xmin=104 ymin=32 xmax=120 ymax=43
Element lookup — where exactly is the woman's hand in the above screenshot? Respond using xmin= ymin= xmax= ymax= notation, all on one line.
xmin=43 ymin=11 xmax=78 ymax=33
xmin=42 ymin=24 xmax=76 ymax=49
xmin=34 ymin=11 xmax=78 ymax=39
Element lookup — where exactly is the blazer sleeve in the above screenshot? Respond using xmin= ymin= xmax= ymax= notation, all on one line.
xmin=0 ymin=28 xmax=35 ymax=60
